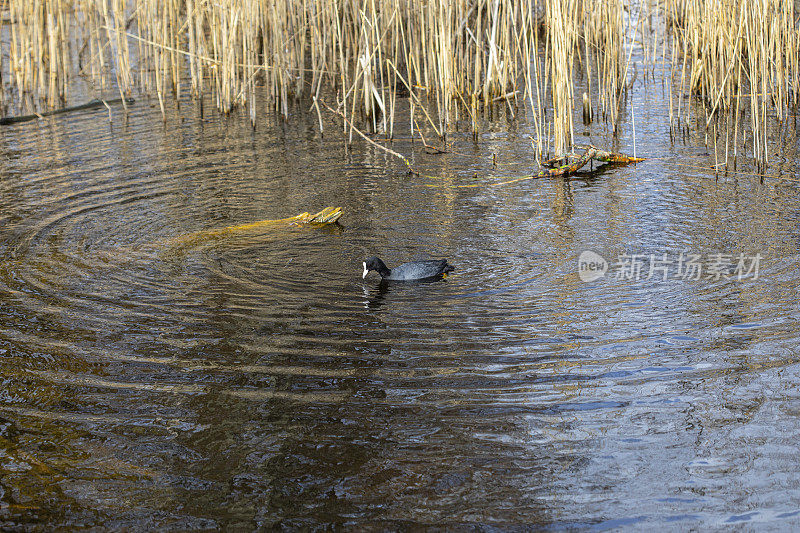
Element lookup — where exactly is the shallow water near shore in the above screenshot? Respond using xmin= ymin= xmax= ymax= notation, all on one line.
xmin=1 ymin=88 xmax=800 ymax=529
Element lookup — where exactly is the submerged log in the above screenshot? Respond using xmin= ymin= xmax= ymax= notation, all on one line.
xmin=0 ymin=98 xmax=135 ymax=125
xmin=167 ymin=207 xmax=343 ymax=251
xmin=230 ymin=206 xmax=344 ymax=228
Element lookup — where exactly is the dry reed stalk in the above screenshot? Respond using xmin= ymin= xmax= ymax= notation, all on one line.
xmin=547 ymin=0 xmax=577 ymax=153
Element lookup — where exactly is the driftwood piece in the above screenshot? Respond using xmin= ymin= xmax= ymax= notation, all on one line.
xmin=531 ymin=147 xmax=598 ymax=177
xmin=536 ymin=146 xmax=643 ymax=178
xmin=0 ymin=98 xmax=135 ymax=125
xmin=591 ymin=147 xmax=645 ymax=164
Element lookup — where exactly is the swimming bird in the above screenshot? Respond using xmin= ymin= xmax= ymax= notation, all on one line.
xmin=362 ymin=256 xmax=454 ymax=281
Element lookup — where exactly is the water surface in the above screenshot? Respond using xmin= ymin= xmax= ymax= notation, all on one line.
xmin=1 ymin=90 xmax=799 ymax=529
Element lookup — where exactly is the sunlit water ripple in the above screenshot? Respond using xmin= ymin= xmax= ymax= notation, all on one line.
xmin=0 ymin=92 xmax=799 ymax=529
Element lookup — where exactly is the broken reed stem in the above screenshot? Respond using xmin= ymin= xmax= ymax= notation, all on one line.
xmin=318 ymin=97 xmax=414 ymax=172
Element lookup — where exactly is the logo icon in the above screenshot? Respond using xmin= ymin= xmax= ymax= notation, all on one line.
xmin=578 ymin=250 xmax=608 ymax=282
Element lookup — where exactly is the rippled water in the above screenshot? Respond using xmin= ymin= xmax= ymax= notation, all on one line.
xmin=1 ymin=90 xmax=800 ymax=529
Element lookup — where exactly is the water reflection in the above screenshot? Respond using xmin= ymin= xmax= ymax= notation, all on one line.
xmin=363 ymin=281 xmax=390 ymax=310
xmin=0 ymin=91 xmax=799 ymax=528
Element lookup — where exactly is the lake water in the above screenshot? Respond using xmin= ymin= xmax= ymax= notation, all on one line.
xmin=1 ymin=86 xmax=799 ymax=529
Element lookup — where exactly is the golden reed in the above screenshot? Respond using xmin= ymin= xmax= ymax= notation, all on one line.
xmin=1 ymin=0 xmax=796 ymax=162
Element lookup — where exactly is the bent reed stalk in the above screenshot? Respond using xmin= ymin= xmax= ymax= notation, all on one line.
xmin=1 ymin=0 xmax=797 ymax=164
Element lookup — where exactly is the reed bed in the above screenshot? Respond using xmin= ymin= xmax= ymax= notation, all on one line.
xmin=1 ymin=0 xmax=630 ymax=158
xmin=1 ymin=0 xmax=797 ymax=164
xmin=666 ymin=0 xmax=799 ymax=164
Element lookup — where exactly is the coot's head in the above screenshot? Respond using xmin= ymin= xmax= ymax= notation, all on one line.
xmin=363 ymin=257 xmax=389 ymax=278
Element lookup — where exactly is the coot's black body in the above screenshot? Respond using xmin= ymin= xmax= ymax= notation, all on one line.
xmin=362 ymin=257 xmax=454 ymax=281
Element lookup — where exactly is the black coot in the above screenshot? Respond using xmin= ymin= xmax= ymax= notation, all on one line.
xmin=362 ymin=257 xmax=454 ymax=281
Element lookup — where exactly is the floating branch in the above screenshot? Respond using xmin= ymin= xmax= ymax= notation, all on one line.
xmin=426 ymin=146 xmax=644 ymax=189
xmin=0 ymin=98 xmax=135 ymax=125
xmin=586 ymin=146 xmax=646 ymax=164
